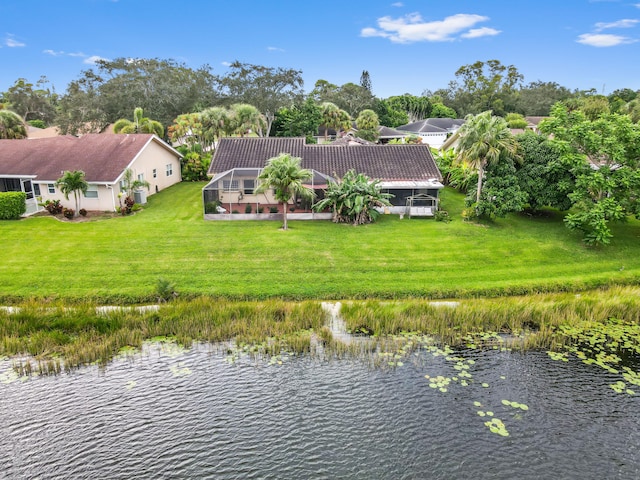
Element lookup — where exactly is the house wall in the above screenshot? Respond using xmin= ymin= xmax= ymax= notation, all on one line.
xmin=36 ymin=183 xmax=119 ymax=212
xmin=118 ymin=140 xmax=182 ymax=196
xmin=215 ymin=174 xmax=281 ymax=208
xmin=35 ymin=140 xmax=182 ymax=212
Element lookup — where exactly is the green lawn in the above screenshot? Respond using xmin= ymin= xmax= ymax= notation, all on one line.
xmin=1 ymin=182 xmax=640 ymax=302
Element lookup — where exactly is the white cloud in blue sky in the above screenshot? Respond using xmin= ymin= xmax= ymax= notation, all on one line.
xmin=578 ymin=17 xmax=639 ymax=46
xmin=361 ymin=13 xmax=497 ymax=43
xmin=5 ymin=34 xmax=25 ymax=48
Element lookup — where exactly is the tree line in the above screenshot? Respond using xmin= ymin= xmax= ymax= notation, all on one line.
xmin=2 ymin=57 xmax=639 ymax=139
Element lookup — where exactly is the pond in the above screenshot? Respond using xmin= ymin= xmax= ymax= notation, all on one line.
xmin=1 ymin=337 xmax=639 ymax=479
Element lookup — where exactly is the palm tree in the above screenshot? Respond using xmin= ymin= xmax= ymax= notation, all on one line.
xmin=355 ymin=109 xmax=380 ymax=142
xmin=254 ymin=153 xmax=314 ymax=230
xmin=200 ymin=106 xmax=229 ymax=147
xmin=455 ymin=110 xmax=518 ymax=209
xmin=113 ymin=107 xmax=164 ymax=137
xmin=320 ymin=102 xmax=340 ymax=141
xmin=56 ymin=170 xmax=89 ymax=217
xmin=230 ymin=103 xmax=266 ymax=137
xmin=0 ymin=110 xmax=28 ymax=139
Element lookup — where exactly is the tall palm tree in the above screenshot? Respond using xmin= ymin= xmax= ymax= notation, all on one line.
xmin=56 ymin=170 xmax=89 ymax=217
xmin=200 ymin=106 xmax=229 ymax=147
xmin=456 ymin=110 xmax=518 ymax=208
xmin=254 ymin=153 xmax=314 ymax=230
xmin=113 ymin=107 xmax=164 ymax=137
xmin=230 ymin=103 xmax=266 ymax=137
xmin=0 ymin=110 xmax=28 ymax=139
xmin=320 ymin=102 xmax=340 ymax=141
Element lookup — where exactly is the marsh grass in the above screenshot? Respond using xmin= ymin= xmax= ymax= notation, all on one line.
xmin=0 ymin=299 xmax=326 ymax=374
xmin=2 ymin=287 xmax=640 ymax=375
xmin=339 ymin=286 xmax=640 ymax=354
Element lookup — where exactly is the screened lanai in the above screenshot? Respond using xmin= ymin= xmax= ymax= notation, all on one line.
xmin=203 ymin=168 xmax=334 ymax=215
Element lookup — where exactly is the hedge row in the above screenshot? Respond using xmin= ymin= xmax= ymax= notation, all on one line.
xmin=0 ymin=191 xmax=26 ymax=220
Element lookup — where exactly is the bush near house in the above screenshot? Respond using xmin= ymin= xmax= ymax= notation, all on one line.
xmin=0 ymin=192 xmax=26 ymax=220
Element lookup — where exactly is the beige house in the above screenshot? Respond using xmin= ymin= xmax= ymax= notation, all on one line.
xmin=0 ymin=134 xmax=182 ymax=214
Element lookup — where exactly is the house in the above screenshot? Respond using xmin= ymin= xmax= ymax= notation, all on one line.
xmin=396 ymin=118 xmax=465 ymax=148
xmin=0 ymin=134 xmax=182 ymax=214
xmin=203 ymin=137 xmax=443 ymax=219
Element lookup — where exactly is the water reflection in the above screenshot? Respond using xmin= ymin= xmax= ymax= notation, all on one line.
xmin=1 ymin=342 xmax=639 ymax=479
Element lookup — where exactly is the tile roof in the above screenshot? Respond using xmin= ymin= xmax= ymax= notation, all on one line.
xmin=397 ymin=118 xmax=464 ymax=133
xmin=209 ymin=137 xmax=442 ymax=181
xmin=0 ymin=134 xmax=178 ymax=182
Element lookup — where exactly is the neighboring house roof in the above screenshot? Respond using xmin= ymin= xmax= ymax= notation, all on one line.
xmin=0 ymin=134 xmax=181 ymax=183
xmin=397 ymin=118 xmax=464 ymax=134
xmin=378 ymin=126 xmax=409 ymax=139
xmin=209 ymin=137 xmax=442 ymax=182
xmin=330 ymin=135 xmax=376 ymax=146
xmin=27 ymin=125 xmax=62 ymax=138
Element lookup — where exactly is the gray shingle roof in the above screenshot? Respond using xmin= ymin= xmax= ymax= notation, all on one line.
xmin=209 ymin=137 xmax=442 ymax=181
xmin=0 ymin=134 xmax=179 ymax=182
xmin=397 ymin=118 xmax=464 ymax=133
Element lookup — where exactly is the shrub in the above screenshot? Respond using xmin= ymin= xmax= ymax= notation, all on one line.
xmin=156 ymin=277 xmax=177 ymax=302
xmin=204 ymin=201 xmax=220 ymax=214
xmin=232 ymin=210 xmax=239 ymax=214
xmin=0 ymin=192 xmax=26 ymax=220
xmin=434 ymin=210 xmax=451 ymax=222
xmin=269 ymin=206 xmax=278 ymax=213
xmin=79 ymin=208 xmax=87 ymax=217
xmin=244 ymin=204 xmax=252 ymax=214
xmin=63 ymin=208 xmax=75 ymax=219
xmin=289 ymin=207 xmax=296 ymax=213
xmin=257 ymin=206 xmax=264 ymax=213
xmin=43 ymin=199 xmax=63 ymax=215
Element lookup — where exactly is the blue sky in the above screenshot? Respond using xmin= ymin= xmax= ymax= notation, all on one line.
xmin=2 ymin=0 xmax=640 ymax=99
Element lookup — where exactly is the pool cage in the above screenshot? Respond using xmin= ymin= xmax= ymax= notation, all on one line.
xmin=203 ymin=168 xmax=333 ymax=214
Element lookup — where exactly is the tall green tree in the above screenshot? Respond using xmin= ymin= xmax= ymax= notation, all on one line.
xmin=386 ymin=95 xmax=432 ymax=123
xmin=254 ymin=153 xmax=314 ymax=230
xmin=229 ymin=103 xmax=266 ymax=137
xmin=540 ymin=104 xmax=640 ymax=245
xmin=56 ymin=170 xmax=89 ymax=217
xmin=55 ymin=70 xmax=108 ymax=135
xmin=515 ymin=131 xmax=582 ymax=212
xmin=219 ymin=61 xmax=304 ymax=136
xmin=57 ymin=58 xmax=219 ymax=131
xmin=456 ymin=110 xmax=519 ymax=212
xmin=3 ymin=77 xmax=57 ymax=124
xmin=200 ymin=106 xmax=230 ymax=146
xmin=355 ymin=109 xmax=379 ymax=142
xmin=320 ymin=102 xmax=350 ymax=141
xmin=0 ymin=110 xmax=28 ymax=139
xmin=113 ymin=107 xmax=164 ymax=137
xmin=272 ymin=98 xmax=322 ymax=142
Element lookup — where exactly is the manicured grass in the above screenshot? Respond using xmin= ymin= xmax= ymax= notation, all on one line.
xmin=1 ymin=182 xmax=640 ymax=302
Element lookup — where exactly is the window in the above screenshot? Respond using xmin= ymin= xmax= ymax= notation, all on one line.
xmin=243 ymin=179 xmax=255 ymax=195
xmin=222 ymin=180 xmax=239 ymax=191
xmin=166 ymin=164 xmax=173 ymax=176
xmin=153 ymin=169 xmax=157 ymax=178
xmin=137 ymin=173 xmax=144 ymax=182
xmin=48 ymin=184 xmax=55 ymax=194
xmin=34 ymin=184 xmax=41 ymax=196
xmin=84 ymin=186 xmax=98 ymax=198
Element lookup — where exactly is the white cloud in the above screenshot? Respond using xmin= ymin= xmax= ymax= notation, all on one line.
xmin=267 ymin=46 xmax=285 ymax=52
xmin=43 ymin=49 xmax=64 ymax=56
xmin=595 ymin=19 xmax=640 ymax=31
xmin=577 ymin=33 xmax=636 ymax=46
xmin=5 ymin=34 xmax=25 ymax=47
xmin=360 ymin=13 xmax=495 ymax=43
xmin=221 ymin=61 xmax=231 ymax=67
xmin=84 ymin=55 xmax=109 ymax=64
xmin=461 ymin=27 xmax=501 ymax=39
xmin=391 ymin=2 xmax=404 ymax=6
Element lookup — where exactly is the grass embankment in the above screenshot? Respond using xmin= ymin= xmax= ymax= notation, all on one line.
xmin=1 ymin=182 xmax=640 ymax=302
